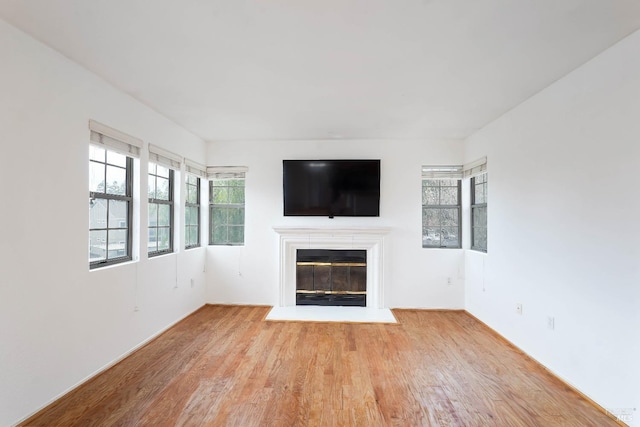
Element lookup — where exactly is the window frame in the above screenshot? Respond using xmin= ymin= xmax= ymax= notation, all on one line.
xmin=470 ymin=173 xmax=488 ymax=252
xmin=209 ymin=177 xmax=245 ymax=246
xmin=89 ymin=148 xmax=134 ymax=269
xmin=148 ymin=163 xmax=174 ymax=257
xmin=421 ymin=178 xmax=462 ymax=249
xmin=185 ymin=174 xmax=201 ymax=249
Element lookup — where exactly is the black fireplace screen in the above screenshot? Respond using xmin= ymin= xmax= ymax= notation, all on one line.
xmin=296 ymin=249 xmax=366 ymax=307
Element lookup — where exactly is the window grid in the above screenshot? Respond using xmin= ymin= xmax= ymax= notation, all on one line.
xmin=422 ymin=179 xmax=461 ymax=248
xmin=471 ymin=173 xmax=488 ymax=252
xmin=148 ymin=163 xmax=174 ymax=257
xmin=209 ymin=179 xmax=245 ymax=245
xmin=89 ymin=146 xmax=133 ymax=268
xmin=185 ymin=174 xmax=201 ymax=249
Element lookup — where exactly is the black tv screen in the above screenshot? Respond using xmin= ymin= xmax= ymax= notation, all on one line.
xmin=283 ymin=160 xmax=381 ymax=217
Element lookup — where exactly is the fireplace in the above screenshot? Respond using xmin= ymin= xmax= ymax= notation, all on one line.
xmin=296 ymin=249 xmax=366 ymax=306
xmin=273 ymin=226 xmax=390 ymax=309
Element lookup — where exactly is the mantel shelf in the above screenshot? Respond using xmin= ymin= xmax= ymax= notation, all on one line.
xmin=273 ymin=226 xmax=391 ymax=236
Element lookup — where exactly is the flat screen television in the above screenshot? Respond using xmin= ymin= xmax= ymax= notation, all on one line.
xmin=283 ymin=159 xmax=380 ymax=217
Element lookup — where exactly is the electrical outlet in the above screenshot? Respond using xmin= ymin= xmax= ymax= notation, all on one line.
xmin=190 ymin=278 xmax=195 ymax=288
xmin=547 ymin=316 xmax=555 ymax=330
xmin=516 ymin=303 xmax=523 ymax=315
xmin=447 ymin=277 xmax=452 ymax=286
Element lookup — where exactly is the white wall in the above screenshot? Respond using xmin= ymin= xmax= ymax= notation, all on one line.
xmin=0 ymin=20 xmax=207 ymax=426
xmin=464 ymin=30 xmax=640 ymax=424
xmin=206 ymin=138 xmax=465 ymax=309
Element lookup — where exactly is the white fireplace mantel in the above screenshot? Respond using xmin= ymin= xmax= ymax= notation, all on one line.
xmin=273 ymin=226 xmax=391 ymax=308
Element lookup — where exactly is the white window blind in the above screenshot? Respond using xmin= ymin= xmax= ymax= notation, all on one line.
xmin=185 ymin=159 xmax=207 ymax=178
xmin=207 ymin=166 xmax=248 ymax=180
xmin=89 ymin=120 xmax=142 ymax=158
xmin=421 ymin=165 xmax=463 ymax=179
xmin=149 ymin=144 xmax=182 ymax=170
xmin=463 ymin=157 xmax=487 ymax=179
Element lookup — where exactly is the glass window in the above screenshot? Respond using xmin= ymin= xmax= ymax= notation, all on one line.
xmin=185 ymin=174 xmax=201 ymax=249
xmin=471 ymin=173 xmax=488 ymax=252
xmin=148 ymin=162 xmax=174 ymax=256
xmin=209 ymin=178 xmax=245 ymax=245
xmin=422 ymin=179 xmax=461 ymax=248
xmin=89 ymin=146 xmax=133 ymax=268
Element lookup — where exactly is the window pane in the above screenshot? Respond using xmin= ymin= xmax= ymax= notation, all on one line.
xmin=212 ymin=207 xmax=227 ymax=225
xmin=189 ymin=226 xmax=198 ymax=246
xmin=149 ymin=203 xmax=158 ymax=226
xmin=106 ymin=165 xmax=126 ymax=195
xmin=212 ymin=225 xmax=227 ymax=244
xmin=473 ymin=227 xmax=487 ymax=250
xmin=423 ymin=179 xmax=439 ymax=187
xmin=108 ymin=229 xmax=127 ymax=259
xmin=186 ymin=206 xmax=198 ymax=226
xmin=157 ymin=227 xmax=171 ymax=251
xmin=148 ymin=174 xmax=156 ymax=199
xmin=422 ymin=229 xmax=441 ymax=247
xmin=158 ymin=204 xmax=171 ymax=226
xmin=440 ymin=186 xmax=458 ymax=205
xmin=422 ymin=208 xmax=440 ymax=226
xmin=156 ymin=165 xmax=170 ymax=178
xmin=148 ymin=228 xmax=158 ymax=252
xmin=89 ymin=230 xmax=107 ymax=261
xmin=185 ymin=205 xmax=191 ymax=226
xmin=229 ymin=226 xmax=244 ymax=244
xmin=108 ymin=200 xmax=128 ymax=228
xmin=228 ymin=186 xmax=245 ymax=204
xmin=440 ymin=227 xmax=459 ymax=247
xmin=423 ymin=186 xmax=439 ymax=205
xmin=211 ymin=186 xmax=228 ymax=204
xmin=473 ymin=206 xmax=487 ymax=228
xmin=474 ymin=184 xmax=486 ymax=204
xmin=89 ymin=162 xmax=105 ymax=193
xmin=89 ymin=198 xmax=108 ymax=229
xmin=439 ymin=208 xmax=459 ymax=227
xmin=187 ymin=174 xmax=197 ymax=186
xmin=89 ymin=146 xmax=105 ymax=162
xmin=106 ymin=151 xmax=126 ymax=167
xmin=156 ymin=177 xmax=170 ymax=200
xmin=187 ymin=183 xmax=198 ymax=204
xmin=228 ymin=207 xmax=244 ymax=225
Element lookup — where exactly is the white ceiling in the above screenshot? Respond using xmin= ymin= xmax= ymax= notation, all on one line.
xmin=2 ymin=0 xmax=640 ymax=142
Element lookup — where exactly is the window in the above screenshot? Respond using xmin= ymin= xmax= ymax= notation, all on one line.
xmin=471 ymin=173 xmax=488 ymax=252
xmin=209 ymin=169 xmax=246 ymax=245
xmin=89 ymin=146 xmax=133 ymax=268
xmin=422 ymin=172 xmax=462 ymax=248
xmin=88 ymin=120 xmax=141 ymax=269
xmin=185 ymin=174 xmax=201 ymax=249
xmin=148 ymin=163 xmax=174 ymax=256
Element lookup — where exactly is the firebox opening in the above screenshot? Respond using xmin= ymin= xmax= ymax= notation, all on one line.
xmin=296 ymin=249 xmax=366 ymax=307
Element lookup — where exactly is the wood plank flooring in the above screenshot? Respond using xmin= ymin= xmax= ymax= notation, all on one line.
xmin=21 ymin=305 xmax=617 ymax=426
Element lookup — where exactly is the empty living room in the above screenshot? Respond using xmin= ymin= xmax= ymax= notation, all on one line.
xmin=1 ymin=1 xmax=639 ymax=426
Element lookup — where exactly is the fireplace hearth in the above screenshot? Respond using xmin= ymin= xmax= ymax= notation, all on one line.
xmin=296 ymin=249 xmax=366 ymax=307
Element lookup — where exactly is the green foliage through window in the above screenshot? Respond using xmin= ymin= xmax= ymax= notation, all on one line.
xmin=148 ymin=162 xmax=174 ymax=256
xmin=185 ymin=174 xmax=200 ymax=249
xmin=89 ymin=145 xmax=133 ymax=268
xmin=210 ymin=178 xmax=245 ymax=245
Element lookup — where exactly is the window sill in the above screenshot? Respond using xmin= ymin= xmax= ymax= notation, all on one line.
xmin=89 ymin=258 xmax=137 ymax=272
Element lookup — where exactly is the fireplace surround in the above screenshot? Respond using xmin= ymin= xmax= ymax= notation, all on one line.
xmin=273 ymin=226 xmax=390 ymax=309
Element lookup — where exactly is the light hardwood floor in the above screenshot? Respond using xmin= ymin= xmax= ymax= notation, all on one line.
xmin=22 ymin=305 xmax=618 ymax=426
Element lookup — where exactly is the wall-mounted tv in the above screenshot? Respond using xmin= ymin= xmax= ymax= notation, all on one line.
xmin=283 ymin=159 xmax=381 ymax=217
